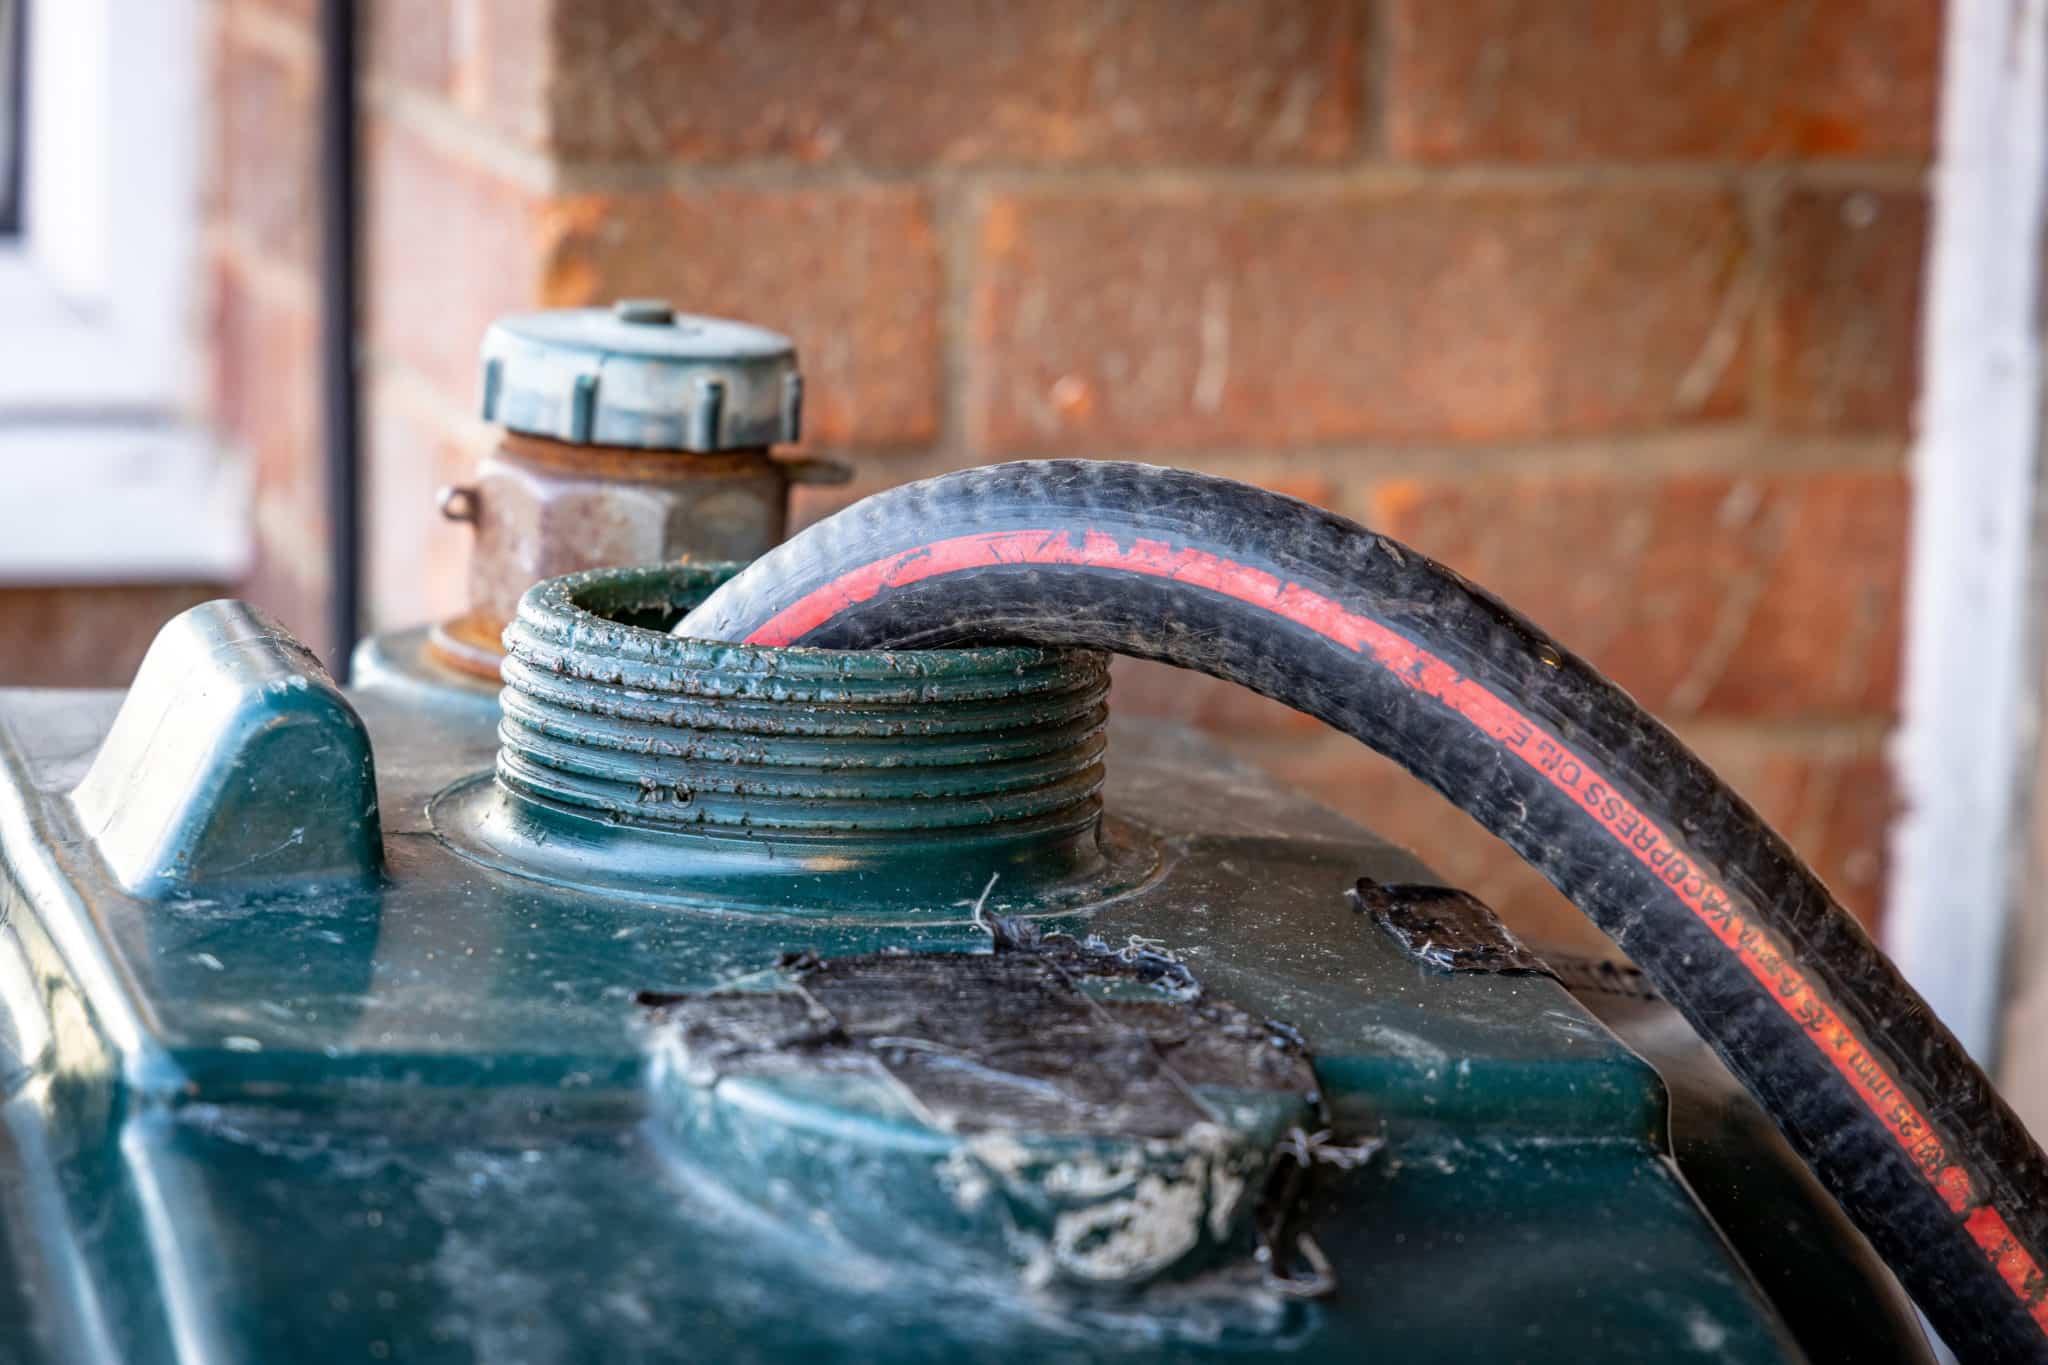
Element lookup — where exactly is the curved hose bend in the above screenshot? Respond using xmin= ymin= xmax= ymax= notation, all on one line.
xmin=682 ymin=460 xmax=2048 ymax=1361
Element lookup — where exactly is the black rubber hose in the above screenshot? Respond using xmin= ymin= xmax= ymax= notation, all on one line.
xmin=680 ymin=460 xmax=2048 ymax=1361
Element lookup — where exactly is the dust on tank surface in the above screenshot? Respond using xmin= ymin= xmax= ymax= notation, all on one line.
xmin=0 ymin=563 xmax=1934 ymax=1363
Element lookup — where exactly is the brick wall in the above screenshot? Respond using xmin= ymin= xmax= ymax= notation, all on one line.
xmin=0 ymin=586 xmax=226 ymax=687
xmin=209 ymin=0 xmax=330 ymax=651
xmin=214 ymin=0 xmax=1936 ymax=947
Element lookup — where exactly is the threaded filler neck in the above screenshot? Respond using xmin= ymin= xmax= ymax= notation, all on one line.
xmin=431 ymin=565 xmax=1153 ymax=915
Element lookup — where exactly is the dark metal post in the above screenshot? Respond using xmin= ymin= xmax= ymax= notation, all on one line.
xmin=317 ymin=0 xmax=360 ymax=678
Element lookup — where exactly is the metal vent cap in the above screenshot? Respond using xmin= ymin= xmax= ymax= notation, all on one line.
xmin=479 ymin=299 xmax=802 ymax=451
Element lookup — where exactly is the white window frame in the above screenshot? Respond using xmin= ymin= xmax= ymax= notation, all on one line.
xmin=0 ymin=0 xmax=249 ymax=585
xmin=1886 ymin=0 xmax=2048 ymax=1063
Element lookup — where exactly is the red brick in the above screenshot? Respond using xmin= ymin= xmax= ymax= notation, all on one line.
xmin=208 ymin=254 xmax=318 ymax=476
xmin=0 ymin=586 xmax=227 ymax=688
xmin=236 ymin=535 xmax=332 ymax=661
xmin=363 ymin=379 xmax=481 ymax=630
xmin=1111 ymin=659 xmax=1328 ymax=740
xmin=1770 ymin=188 xmax=1928 ymax=434
xmin=207 ymin=254 xmax=332 ymax=651
xmin=213 ymin=23 xmax=319 ymax=271
xmin=363 ymin=0 xmax=455 ymax=95
xmin=548 ymin=0 xmax=1361 ymax=164
xmin=1749 ymin=749 xmax=1893 ymax=926
xmin=365 ymin=0 xmax=553 ymax=149
xmin=1387 ymin=0 xmax=1939 ymax=162
xmin=540 ymin=188 xmax=943 ymax=449
xmin=363 ymin=118 xmax=552 ymax=410
xmin=226 ymin=0 xmax=316 ymax=26
xmin=1364 ymin=468 xmax=1906 ymax=720
xmin=970 ymin=187 xmax=1750 ymax=452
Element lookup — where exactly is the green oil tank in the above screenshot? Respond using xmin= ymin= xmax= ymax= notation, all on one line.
xmin=0 ymin=307 xmax=1933 ymax=1363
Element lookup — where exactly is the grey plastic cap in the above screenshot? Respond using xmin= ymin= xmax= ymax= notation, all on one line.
xmin=478 ymin=301 xmax=802 ymax=451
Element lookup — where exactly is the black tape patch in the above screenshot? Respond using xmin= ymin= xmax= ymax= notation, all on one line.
xmin=1349 ymin=879 xmax=1554 ymax=978
xmin=638 ymin=937 xmax=1316 ymax=1140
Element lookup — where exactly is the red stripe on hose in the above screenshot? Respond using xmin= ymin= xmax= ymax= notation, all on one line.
xmin=745 ymin=525 xmax=2048 ymax=1328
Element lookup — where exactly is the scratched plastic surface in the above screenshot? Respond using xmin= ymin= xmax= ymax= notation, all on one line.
xmin=0 ymin=637 xmax=1896 ymax=1362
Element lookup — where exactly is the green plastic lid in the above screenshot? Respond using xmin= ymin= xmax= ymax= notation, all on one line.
xmin=478 ymin=299 xmax=802 ymax=451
